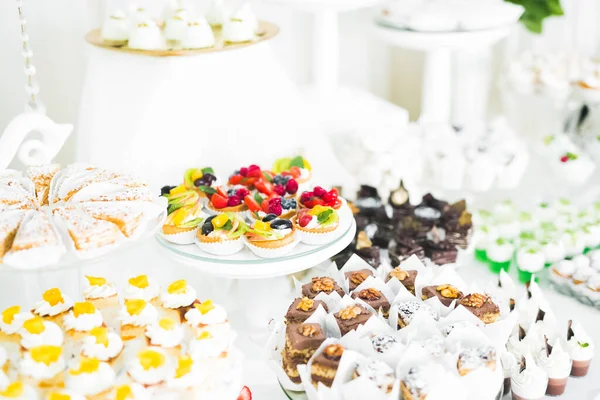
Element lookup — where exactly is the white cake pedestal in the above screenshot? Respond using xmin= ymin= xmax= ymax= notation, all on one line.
xmin=373 ymin=25 xmax=515 ymax=123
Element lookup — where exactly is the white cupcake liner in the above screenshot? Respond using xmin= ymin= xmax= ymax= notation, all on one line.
xmin=242 ymin=235 xmax=300 ymax=258
xmin=195 ymin=236 xmax=244 ymax=256
xmin=162 ymin=227 xmax=199 ymax=245
xmin=296 ymin=225 xmax=340 ymax=246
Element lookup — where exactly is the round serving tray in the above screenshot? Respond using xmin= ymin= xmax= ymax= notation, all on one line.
xmin=156 ymin=205 xmax=356 ymax=280
xmin=85 ymin=20 xmax=279 ymax=57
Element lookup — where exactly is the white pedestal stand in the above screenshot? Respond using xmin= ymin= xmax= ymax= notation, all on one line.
xmin=374 ymin=25 xmax=515 ymax=123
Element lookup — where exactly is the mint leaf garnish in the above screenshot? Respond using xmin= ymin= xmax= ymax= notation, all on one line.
xmin=221 ymin=220 xmax=233 ymax=231
xmin=289 ymin=156 xmax=305 ymax=169
xmin=262 ymin=171 xmax=273 ymax=182
xmin=496 ymin=238 xmax=506 ymax=245
xmin=506 ymin=0 xmax=564 ymax=34
xmin=317 ymin=209 xmax=334 ymax=224
xmin=254 ymin=192 xmax=263 ymax=205
xmin=543 ymin=135 xmax=555 ymax=145
xmin=578 ymin=341 xmax=589 ymax=348
xmin=201 ymin=167 xmax=214 ymax=175
xmin=198 ymin=186 xmax=216 ymax=195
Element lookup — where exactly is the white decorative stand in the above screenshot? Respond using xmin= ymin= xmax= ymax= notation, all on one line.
xmin=374 ymin=25 xmax=515 ymax=123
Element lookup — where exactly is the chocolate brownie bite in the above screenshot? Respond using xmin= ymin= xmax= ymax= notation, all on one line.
xmin=355 ymin=246 xmax=381 ymax=269
xmin=334 ymin=304 xmax=372 ymax=336
xmin=460 ymin=293 xmax=500 ymax=324
xmin=400 ymin=366 xmax=428 ymax=400
xmin=395 ymin=301 xmax=438 ymax=329
xmin=311 ymin=343 xmax=344 ymax=387
xmin=285 ymin=297 xmax=328 ymax=324
xmin=421 ymin=284 xmax=463 ymax=307
xmin=352 ymin=359 xmax=395 ymax=393
xmin=457 ymin=346 xmax=497 ymax=376
xmin=281 ymin=323 xmax=326 ymax=383
xmin=301 ymin=277 xmax=345 ymax=299
xmin=422 ymin=238 xmax=458 ymax=265
xmin=344 ymin=269 xmax=374 ymax=292
xmin=388 ymin=236 xmax=425 ymax=266
xmin=351 ymin=288 xmax=390 ymax=317
xmin=386 ymin=267 xmax=418 ymax=295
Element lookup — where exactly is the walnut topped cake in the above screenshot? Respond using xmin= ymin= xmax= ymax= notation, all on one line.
xmin=301 ymin=277 xmax=345 ymax=299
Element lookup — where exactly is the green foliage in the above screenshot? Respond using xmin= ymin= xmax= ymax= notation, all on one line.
xmin=505 ymin=0 xmax=564 ymax=34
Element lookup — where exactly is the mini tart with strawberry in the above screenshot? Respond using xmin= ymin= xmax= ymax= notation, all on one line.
xmin=196 ymin=213 xmax=247 ymax=255
xmin=293 ymin=206 xmax=340 ymax=245
xmin=161 ymin=202 xmax=204 ymax=245
xmin=244 ymin=217 xmax=298 ymax=258
xmin=228 ymin=164 xmax=264 ymax=189
xmin=245 ymin=192 xmax=298 ymax=221
xmin=205 ymin=186 xmax=248 ymax=215
xmin=299 ymin=186 xmax=342 ymax=210
xmin=160 ymin=167 xmax=218 ymax=199
xmin=271 ymin=155 xmax=312 ymax=184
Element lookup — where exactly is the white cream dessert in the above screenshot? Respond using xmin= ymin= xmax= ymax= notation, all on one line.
xmin=164 ymin=10 xmax=189 ymax=42
xmin=205 ymin=0 xmax=228 ymax=26
xmin=1 ymin=306 xmax=33 ymax=344
xmin=119 ymin=299 xmax=158 ymax=341
xmin=129 ymin=7 xmax=151 ymax=23
xmin=516 ymin=246 xmax=545 ymax=275
xmin=66 ymin=357 xmax=116 ymax=397
xmin=566 ymin=320 xmax=595 ymax=377
xmin=184 ymin=300 xmax=228 ymax=328
xmin=160 ymin=280 xmax=197 ymax=322
xmin=128 ymin=20 xmax=163 ymax=50
xmin=32 ymin=288 xmax=74 ymax=327
xmin=127 ymin=347 xmax=171 ymax=386
xmin=19 ymin=317 xmax=64 ymax=350
xmin=83 ymin=276 xmax=117 ymax=303
xmin=166 ymin=355 xmax=201 ymax=390
xmin=20 ymin=345 xmax=65 ymax=383
xmin=80 ymin=327 xmax=123 ymax=364
xmin=43 ymin=390 xmax=85 ymax=400
xmin=486 ymin=238 xmax=514 ymax=273
xmin=111 ymin=383 xmax=150 ymax=400
xmin=222 ymin=9 xmax=256 ymax=43
xmin=0 ymin=381 xmax=39 ymax=400
xmin=542 ymin=239 xmax=565 ymax=265
xmin=145 ymin=318 xmax=184 ymax=351
xmin=535 ymin=339 xmax=571 ymax=396
xmin=101 ymin=10 xmax=130 ymax=44
xmin=188 ymin=328 xmax=230 ymax=359
xmin=123 ymin=275 xmax=160 ymax=303
xmin=63 ymin=302 xmax=104 ymax=338
xmin=182 ymin=17 xmax=215 ymax=49
xmin=550 ymin=260 xmax=575 ymax=284
xmin=510 ymin=353 xmax=548 ymax=400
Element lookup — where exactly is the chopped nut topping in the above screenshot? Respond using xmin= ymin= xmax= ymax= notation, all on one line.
xmin=389 ymin=267 xmax=408 ymax=281
xmin=436 ymin=284 xmax=460 ymax=299
xmin=461 ymin=293 xmax=487 ymax=308
xmin=298 ymin=324 xmax=318 ymax=337
xmin=358 ymin=288 xmax=381 ymax=300
xmin=350 ymin=272 xmax=368 ymax=285
xmin=312 ymin=277 xmax=335 ymax=293
xmin=338 ymin=305 xmax=362 ymax=320
xmin=296 ymin=297 xmax=315 ymax=312
xmin=356 ymin=231 xmax=372 ymax=250
xmin=323 ymin=344 xmax=344 ymax=360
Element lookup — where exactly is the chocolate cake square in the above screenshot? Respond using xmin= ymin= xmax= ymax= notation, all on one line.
xmin=334 ymin=304 xmax=372 ymax=336
xmin=422 ymin=238 xmax=458 ymax=265
xmin=355 ymin=246 xmax=381 ymax=269
xmin=301 ymin=277 xmax=345 ymax=299
xmin=386 ymin=267 xmax=418 ymax=295
xmin=351 ymin=288 xmax=390 ymax=317
xmin=459 ymin=294 xmax=500 ymax=324
xmin=421 ymin=284 xmax=463 ymax=307
xmin=344 ymin=269 xmax=374 ymax=292
xmin=388 ymin=236 xmax=425 ymax=266
xmin=310 ymin=343 xmax=344 ymax=387
xmin=282 ymin=323 xmax=326 ymax=383
xmin=285 ymin=297 xmax=328 ymax=324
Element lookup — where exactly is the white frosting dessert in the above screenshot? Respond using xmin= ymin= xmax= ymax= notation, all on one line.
xmin=20 ymin=345 xmax=65 ymax=381
xmin=542 ymin=239 xmax=565 ymax=265
xmin=128 ymin=20 xmax=163 ymax=50
xmin=123 ymin=275 xmax=160 ymax=302
xmin=160 ymin=280 xmax=197 ymax=310
xmin=19 ymin=317 xmax=64 ymax=350
xmin=510 ymin=353 xmax=548 ymax=400
xmin=111 ymin=383 xmax=150 ymax=400
xmin=516 ymin=247 xmax=545 ymax=273
xmin=164 ymin=11 xmax=189 ymax=42
xmin=188 ymin=327 xmax=230 ymax=359
xmin=535 ymin=339 xmax=571 ymax=396
xmin=0 ymin=306 xmax=33 ymax=336
xmin=66 ymin=357 xmax=116 ymax=396
xmin=127 ymin=347 xmax=172 ymax=386
xmin=63 ymin=302 xmax=104 ymax=333
xmin=101 ymin=10 xmax=130 ymax=43
xmin=205 ymin=0 xmax=228 ymax=26
xmin=0 ymin=382 xmax=39 ymax=400
xmin=486 ymin=238 xmax=514 ymax=264
xmin=166 ymin=355 xmax=201 ymax=390
xmin=182 ymin=17 xmax=216 ymax=49
xmin=119 ymin=299 xmax=158 ymax=327
xmin=33 ymin=288 xmax=74 ymax=318
xmin=222 ymin=12 xmax=256 ymax=43
xmin=80 ymin=327 xmax=123 ymax=362
xmin=184 ymin=300 xmax=227 ymax=327
xmin=145 ymin=318 xmax=184 ymax=349
xmin=83 ymin=275 xmax=117 ymax=300
xmin=566 ymin=320 xmax=595 ymax=364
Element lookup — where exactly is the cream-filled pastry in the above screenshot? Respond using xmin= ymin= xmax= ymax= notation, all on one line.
xmin=63 ymin=302 xmax=104 ymax=341
xmin=145 ymin=318 xmax=184 ymax=355
xmin=222 ymin=14 xmax=256 ymax=43
xmin=0 ymin=381 xmax=39 ymax=400
xmin=166 ymin=355 xmax=201 ymax=391
xmin=128 ymin=19 xmax=163 ymax=51
xmin=118 ymin=299 xmax=158 ymax=341
xmin=19 ymin=345 xmax=65 ymax=388
xmin=127 ymin=347 xmax=171 ymax=386
xmin=32 ymin=288 xmax=74 ymax=329
xmin=44 ymin=390 xmax=86 ymax=400
xmin=80 ymin=327 xmax=124 ymax=369
xmin=82 ymin=276 xmax=119 ymax=324
xmin=123 ymin=275 xmax=160 ymax=303
xmin=66 ymin=357 xmax=116 ymax=397
xmin=19 ymin=316 xmax=63 ymax=350
xmin=159 ymin=280 xmax=197 ymax=322
xmin=1 ymin=306 xmax=33 ymax=345
xmin=101 ymin=10 xmax=130 ymax=44
xmin=181 ymin=17 xmax=215 ymax=49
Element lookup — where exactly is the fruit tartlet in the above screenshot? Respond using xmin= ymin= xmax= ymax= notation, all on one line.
xmin=205 ymin=187 xmax=248 ymax=215
xmin=293 ymin=206 xmax=340 ymax=245
xmin=161 ymin=202 xmax=204 ymax=245
xmin=244 ymin=216 xmax=298 ymax=258
xmin=228 ymin=164 xmax=264 ymax=189
xmin=245 ymin=193 xmax=298 ymax=221
xmin=299 ymin=186 xmax=342 ymax=210
xmin=271 ymin=155 xmax=312 ymax=184
xmin=196 ymin=213 xmax=247 ymax=256
xmin=161 ymin=167 xmax=218 ymax=199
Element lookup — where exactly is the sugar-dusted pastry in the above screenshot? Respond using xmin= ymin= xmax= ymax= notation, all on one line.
xmin=457 ymin=346 xmax=497 ymax=376
xmin=123 ymin=275 xmax=160 ymax=303
xmin=284 ymin=297 xmax=328 ymax=324
xmin=310 ymin=344 xmax=344 ymax=387
xmin=127 ymin=347 xmax=171 ymax=387
xmin=351 ymin=288 xmax=391 ymax=317
xmin=63 ymin=302 xmax=104 ymax=342
xmin=196 ymin=213 xmax=247 ymax=256
xmin=181 ymin=17 xmax=215 ymax=49
xmin=19 ymin=345 xmax=66 ymax=390
xmin=118 ymin=299 xmax=158 ymax=341
xmin=4 ymin=210 xmax=65 ymax=268
xmin=82 ymin=276 xmax=119 ymax=322
xmin=159 ymin=280 xmax=198 ymax=323
xmin=0 ymin=210 xmax=28 ymax=263
xmin=460 ymin=293 xmax=500 ymax=324
xmin=334 ymin=305 xmax=372 ymax=336
xmin=32 ymin=288 xmax=74 ymax=329
xmin=19 ymin=316 xmax=63 ymax=350
xmin=164 ymin=10 xmax=189 ymax=42
xmin=127 ymin=19 xmax=163 ymax=51
xmin=66 ymin=357 xmax=116 ymax=398
xmin=400 ymin=366 xmax=427 ymax=400
xmin=145 ymin=318 xmax=185 ymax=356
xmin=82 ymin=186 xmax=153 ymax=203
xmin=301 ymin=277 xmax=344 ymax=299
xmin=27 ymin=164 xmax=60 ymax=207
xmin=395 ymin=301 xmax=438 ymax=328
xmin=80 ymin=327 xmax=124 ymax=370
xmin=54 ymin=208 xmax=124 ymax=253
xmin=352 ymin=359 xmax=395 ymax=393
xmin=282 ymin=323 xmax=325 ymax=384
xmin=101 ymin=10 xmax=130 ymax=45
xmin=76 ymin=203 xmax=144 ymax=238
